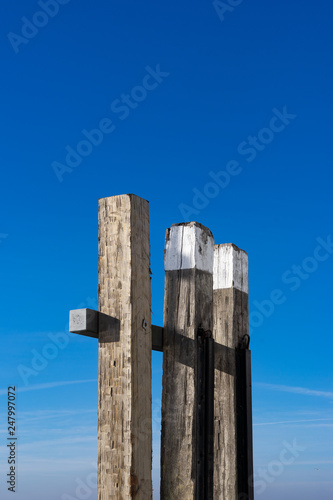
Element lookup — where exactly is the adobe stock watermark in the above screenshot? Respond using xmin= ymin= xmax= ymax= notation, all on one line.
xmin=252 ymin=439 xmax=306 ymax=497
xmin=52 ymin=64 xmax=170 ymax=183
xmin=17 ymin=297 xmax=98 ymax=386
xmin=61 ymin=398 xmax=162 ymax=499
xmin=62 ymin=463 xmax=97 ymax=500
xmin=249 ymin=234 xmax=333 ymax=334
xmin=213 ymin=0 xmax=244 ymax=23
xmin=178 ymin=106 xmax=296 ymax=220
xmin=0 ymin=233 xmax=8 ymax=245
xmin=7 ymin=0 xmax=71 ymax=55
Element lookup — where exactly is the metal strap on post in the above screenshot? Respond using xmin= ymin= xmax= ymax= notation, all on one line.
xmin=196 ymin=327 xmax=215 ymax=500
xmin=236 ymin=334 xmax=254 ymax=500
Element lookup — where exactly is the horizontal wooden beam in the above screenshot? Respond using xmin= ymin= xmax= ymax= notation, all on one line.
xmin=152 ymin=324 xmax=163 ymax=352
xmin=69 ymin=308 xmax=164 ymax=351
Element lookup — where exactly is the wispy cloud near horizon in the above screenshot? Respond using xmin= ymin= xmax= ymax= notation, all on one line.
xmin=0 ymin=379 xmax=97 ymax=396
xmin=256 ymin=383 xmax=333 ymax=400
xmin=254 ymin=418 xmax=333 ymax=426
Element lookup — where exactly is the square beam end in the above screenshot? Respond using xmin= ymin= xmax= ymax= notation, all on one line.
xmin=69 ymin=308 xmax=99 ymax=338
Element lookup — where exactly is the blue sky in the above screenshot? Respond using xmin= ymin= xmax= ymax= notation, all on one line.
xmin=0 ymin=0 xmax=333 ymax=498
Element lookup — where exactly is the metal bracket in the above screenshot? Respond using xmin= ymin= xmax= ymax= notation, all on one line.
xmin=238 ymin=333 xmax=250 ymax=350
xmin=196 ymin=327 xmax=214 ymax=500
xmin=236 ymin=336 xmax=254 ymax=500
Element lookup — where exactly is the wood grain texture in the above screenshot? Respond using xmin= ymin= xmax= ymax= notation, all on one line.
xmin=98 ymin=194 xmax=152 ymax=500
xmin=213 ymin=244 xmax=249 ymax=500
xmin=161 ymin=223 xmax=214 ymax=500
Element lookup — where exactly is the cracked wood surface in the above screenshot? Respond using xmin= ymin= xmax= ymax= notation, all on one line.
xmin=161 ymin=223 xmax=214 ymax=499
xmin=98 ymin=194 xmax=152 ymax=500
xmin=213 ymin=244 xmax=249 ymax=499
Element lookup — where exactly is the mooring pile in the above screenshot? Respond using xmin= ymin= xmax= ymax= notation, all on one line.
xmin=69 ymin=194 xmax=253 ymax=500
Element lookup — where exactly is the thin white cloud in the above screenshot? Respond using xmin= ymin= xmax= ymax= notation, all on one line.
xmin=17 ymin=435 xmax=96 ymax=449
xmin=0 ymin=379 xmax=97 ymax=396
xmin=18 ymin=409 xmax=96 ymax=422
xmin=0 ymin=456 xmax=97 ymax=474
xmin=256 ymin=382 xmax=333 ymax=400
xmin=254 ymin=418 xmax=333 ymax=426
xmin=0 ymin=435 xmax=96 ymax=455
xmin=293 ymin=460 xmax=333 ymax=465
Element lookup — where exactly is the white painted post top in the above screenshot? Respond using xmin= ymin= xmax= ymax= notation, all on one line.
xmin=164 ymin=222 xmax=214 ymax=272
xmin=213 ymin=244 xmax=248 ymax=293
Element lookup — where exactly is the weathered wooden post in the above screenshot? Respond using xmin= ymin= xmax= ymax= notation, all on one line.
xmin=160 ymin=222 xmax=215 ymax=499
xmin=213 ymin=244 xmax=253 ymax=500
xmin=71 ymin=194 xmax=152 ymax=499
xmin=98 ymin=194 xmax=152 ymax=499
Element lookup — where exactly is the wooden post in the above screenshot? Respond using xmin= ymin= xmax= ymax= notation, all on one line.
xmin=213 ymin=244 xmax=253 ymax=500
xmin=98 ymin=194 xmax=152 ymax=499
xmin=161 ymin=222 xmax=214 ymax=499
